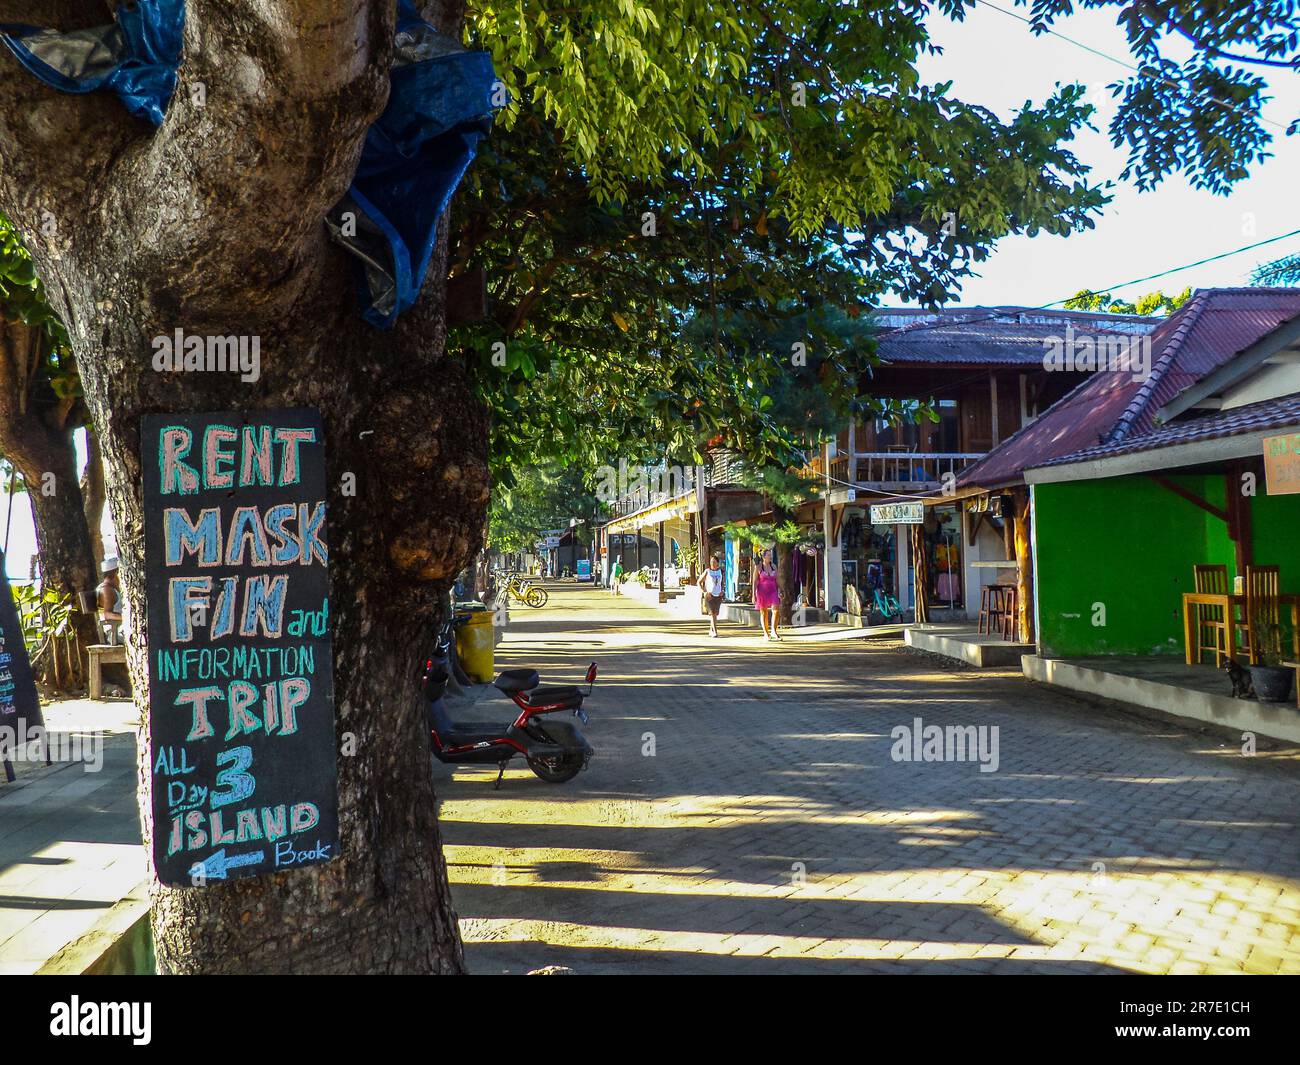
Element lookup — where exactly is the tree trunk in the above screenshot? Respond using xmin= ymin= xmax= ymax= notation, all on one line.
xmin=0 ymin=0 xmax=483 ymax=973
xmin=0 ymin=318 xmax=99 ymax=686
xmin=774 ymin=506 xmax=796 ymax=625
xmin=80 ymin=424 xmax=105 ymax=567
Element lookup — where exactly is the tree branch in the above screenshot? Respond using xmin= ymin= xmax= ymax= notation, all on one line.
xmin=0 ymin=2 xmax=406 ymax=317
xmin=0 ymin=2 xmax=141 ymax=239
xmin=102 ymin=1 xmax=397 ymax=313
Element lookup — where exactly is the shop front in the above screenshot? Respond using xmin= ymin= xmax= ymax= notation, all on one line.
xmin=839 ymin=505 xmax=901 ymax=615
xmin=920 ymin=504 xmax=965 ymax=614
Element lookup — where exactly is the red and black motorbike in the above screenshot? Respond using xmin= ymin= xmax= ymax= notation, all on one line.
xmin=424 ymin=618 xmax=596 ymax=787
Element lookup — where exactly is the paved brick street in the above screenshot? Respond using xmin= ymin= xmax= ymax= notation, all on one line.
xmin=441 ymin=584 xmax=1300 ymax=974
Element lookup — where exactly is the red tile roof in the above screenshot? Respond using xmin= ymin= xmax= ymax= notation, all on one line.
xmin=955 ymin=288 xmax=1300 ymax=489
xmin=1030 ymin=392 xmax=1300 ymax=468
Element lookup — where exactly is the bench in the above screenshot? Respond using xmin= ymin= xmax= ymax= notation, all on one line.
xmin=87 ymin=644 xmax=127 ymax=700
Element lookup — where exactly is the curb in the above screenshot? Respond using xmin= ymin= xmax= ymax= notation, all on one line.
xmin=35 ymin=880 xmax=155 ymax=975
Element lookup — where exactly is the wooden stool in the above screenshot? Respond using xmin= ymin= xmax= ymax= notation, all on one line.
xmin=977 ymin=585 xmax=998 ymax=634
xmin=978 ymin=585 xmax=1010 ymax=635
xmin=1000 ymin=587 xmax=1019 ymax=641
xmin=88 ymin=644 xmax=127 ymax=700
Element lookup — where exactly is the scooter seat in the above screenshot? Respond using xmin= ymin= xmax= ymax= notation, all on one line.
xmin=494 ymin=668 xmax=540 ymax=693
xmin=439 ymin=726 xmax=509 ymax=746
xmin=525 ymin=685 xmax=582 ymax=708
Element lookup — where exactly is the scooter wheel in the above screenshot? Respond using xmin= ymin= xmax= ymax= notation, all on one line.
xmin=526 ymin=753 xmax=584 ymax=783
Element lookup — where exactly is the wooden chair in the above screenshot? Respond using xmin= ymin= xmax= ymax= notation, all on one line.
xmin=1192 ymin=564 xmax=1229 ymax=666
xmin=1239 ymin=565 xmax=1281 ymax=666
xmin=1283 ymin=622 xmax=1300 ymax=709
xmin=1282 ymin=622 xmax=1300 ymax=709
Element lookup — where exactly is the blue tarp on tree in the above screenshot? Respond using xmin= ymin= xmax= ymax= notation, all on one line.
xmin=0 ymin=0 xmax=496 ymax=329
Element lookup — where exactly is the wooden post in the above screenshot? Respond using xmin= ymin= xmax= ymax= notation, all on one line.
xmin=911 ymin=525 xmax=929 ymax=624
xmin=1013 ymin=488 xmax=1035 ymax=644
xmin=1225 ymin=463 xmax=1254 ymax=575
xmin=697 ymin=469 xmax=710 ymax=568
xmin=990 ymin=373 xmax=1000 ymax=446
xmin=657 ymin=521 xmax=665 ymax=594
xmin=688 ymin=511 xmax=698 ymax=584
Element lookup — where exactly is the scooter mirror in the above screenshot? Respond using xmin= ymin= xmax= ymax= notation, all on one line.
xmin=585 ymin=663 xmax=598 ymax=690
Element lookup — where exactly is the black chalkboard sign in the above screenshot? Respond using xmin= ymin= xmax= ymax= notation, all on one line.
xmin=0 ymin=549 xmax=43 ymax=781
xmin=142 ymin=409 xmax=337 ymax=886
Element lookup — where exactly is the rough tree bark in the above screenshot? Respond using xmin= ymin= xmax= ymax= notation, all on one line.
xmin=0 ymin=315 xmax=99 ymax=685
xmin=0 ymin=0 xmax=487 ymax=973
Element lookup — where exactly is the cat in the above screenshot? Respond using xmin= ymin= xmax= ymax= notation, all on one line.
xmin=1222 ymin=656 xmax=1255 ymax=700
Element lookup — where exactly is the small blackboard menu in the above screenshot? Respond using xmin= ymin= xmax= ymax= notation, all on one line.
xmin=0 ymin=549 xmax=43 ymax=776
xmin=142 ymin=409 xmax=337 ymax=886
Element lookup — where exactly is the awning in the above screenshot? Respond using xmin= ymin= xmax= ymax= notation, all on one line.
xmin=603 ymin=492 xmax=696 ymax=534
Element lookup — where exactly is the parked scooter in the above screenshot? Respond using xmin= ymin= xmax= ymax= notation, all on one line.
xmin=424 ymin=618 xmax=596 ymax=787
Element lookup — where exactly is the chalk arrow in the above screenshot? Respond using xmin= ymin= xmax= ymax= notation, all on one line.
xmin=190 ymin=848 xmax=265 ymax=881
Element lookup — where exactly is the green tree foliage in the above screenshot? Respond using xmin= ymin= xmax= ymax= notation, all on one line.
xmin=0 ymin=217 xmax=78 ymax=405
xmin=1063 ymin=286 xmax=1193 ymax=316
xmin=1251 ymin=253 xmax=1300 ymax=287
xmin=487 ymin=464 xmax=602 ymax=554
xmin=1012 ymin=0 xmax=1298 ymax=193
xmin=455 ymin=0 xmax=1111 ymax=485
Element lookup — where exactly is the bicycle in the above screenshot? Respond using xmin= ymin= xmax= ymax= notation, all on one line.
xmin=861 ymin=558 xmax=901 ymax=623
xmin=871 ymin=584 xmax=901 ymax=622
xmin=499 ymin=573 xmax=548 ymax=608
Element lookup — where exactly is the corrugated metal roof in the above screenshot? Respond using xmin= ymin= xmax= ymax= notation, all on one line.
xmin=1032 ymin=392 xmax=1300 ymax=467
xmin=875 ymin=306 xmax=1159 ymax=366
xmin=954 ymin=288 xmax=1300 ymax=488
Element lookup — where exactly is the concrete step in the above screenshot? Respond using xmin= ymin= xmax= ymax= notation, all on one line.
xmin=905 ymin=625 xmax=1034 ymax=668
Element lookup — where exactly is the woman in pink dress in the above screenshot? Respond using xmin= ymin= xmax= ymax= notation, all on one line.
xmin=753 ymin=548 xmax=781 ymax=640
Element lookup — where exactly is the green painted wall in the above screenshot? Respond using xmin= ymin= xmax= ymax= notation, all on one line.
xmin=1251 ymin=489 xmax=1300 ymax=572
xmin=1034 ymin=473 xmax=1300 ymax=657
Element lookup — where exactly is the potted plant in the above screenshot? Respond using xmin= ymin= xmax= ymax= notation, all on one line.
xmin=1248 ymin=617 xmax=1295 ymax=703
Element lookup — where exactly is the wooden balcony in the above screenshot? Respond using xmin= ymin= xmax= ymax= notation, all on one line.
xmin=830 ymin=451 xmax=987 ymax=491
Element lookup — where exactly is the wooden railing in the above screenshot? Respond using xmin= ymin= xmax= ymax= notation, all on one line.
xmin=840 ymin=452 xmax=986 ymax=487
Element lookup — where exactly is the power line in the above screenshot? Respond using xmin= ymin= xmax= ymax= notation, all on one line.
xmin=876 ymin=225 xmax=1300 ymax=340
xmin=1041 ymin=226 xmax=1300 ymax=306
xmin=972 ymin=0 xmax=1291 ymax=134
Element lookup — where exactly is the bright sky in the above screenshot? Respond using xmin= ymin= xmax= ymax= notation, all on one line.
xmin=902 ymin=1 xmax=1300 ymax=307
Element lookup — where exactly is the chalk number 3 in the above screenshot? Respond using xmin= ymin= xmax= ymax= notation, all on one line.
xmin=211 ymin=745 xmax=256 ymax=809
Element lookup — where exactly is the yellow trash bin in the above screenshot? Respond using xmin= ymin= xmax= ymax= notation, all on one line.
xmin=456 ymin=610 xmax=495 ymax=684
